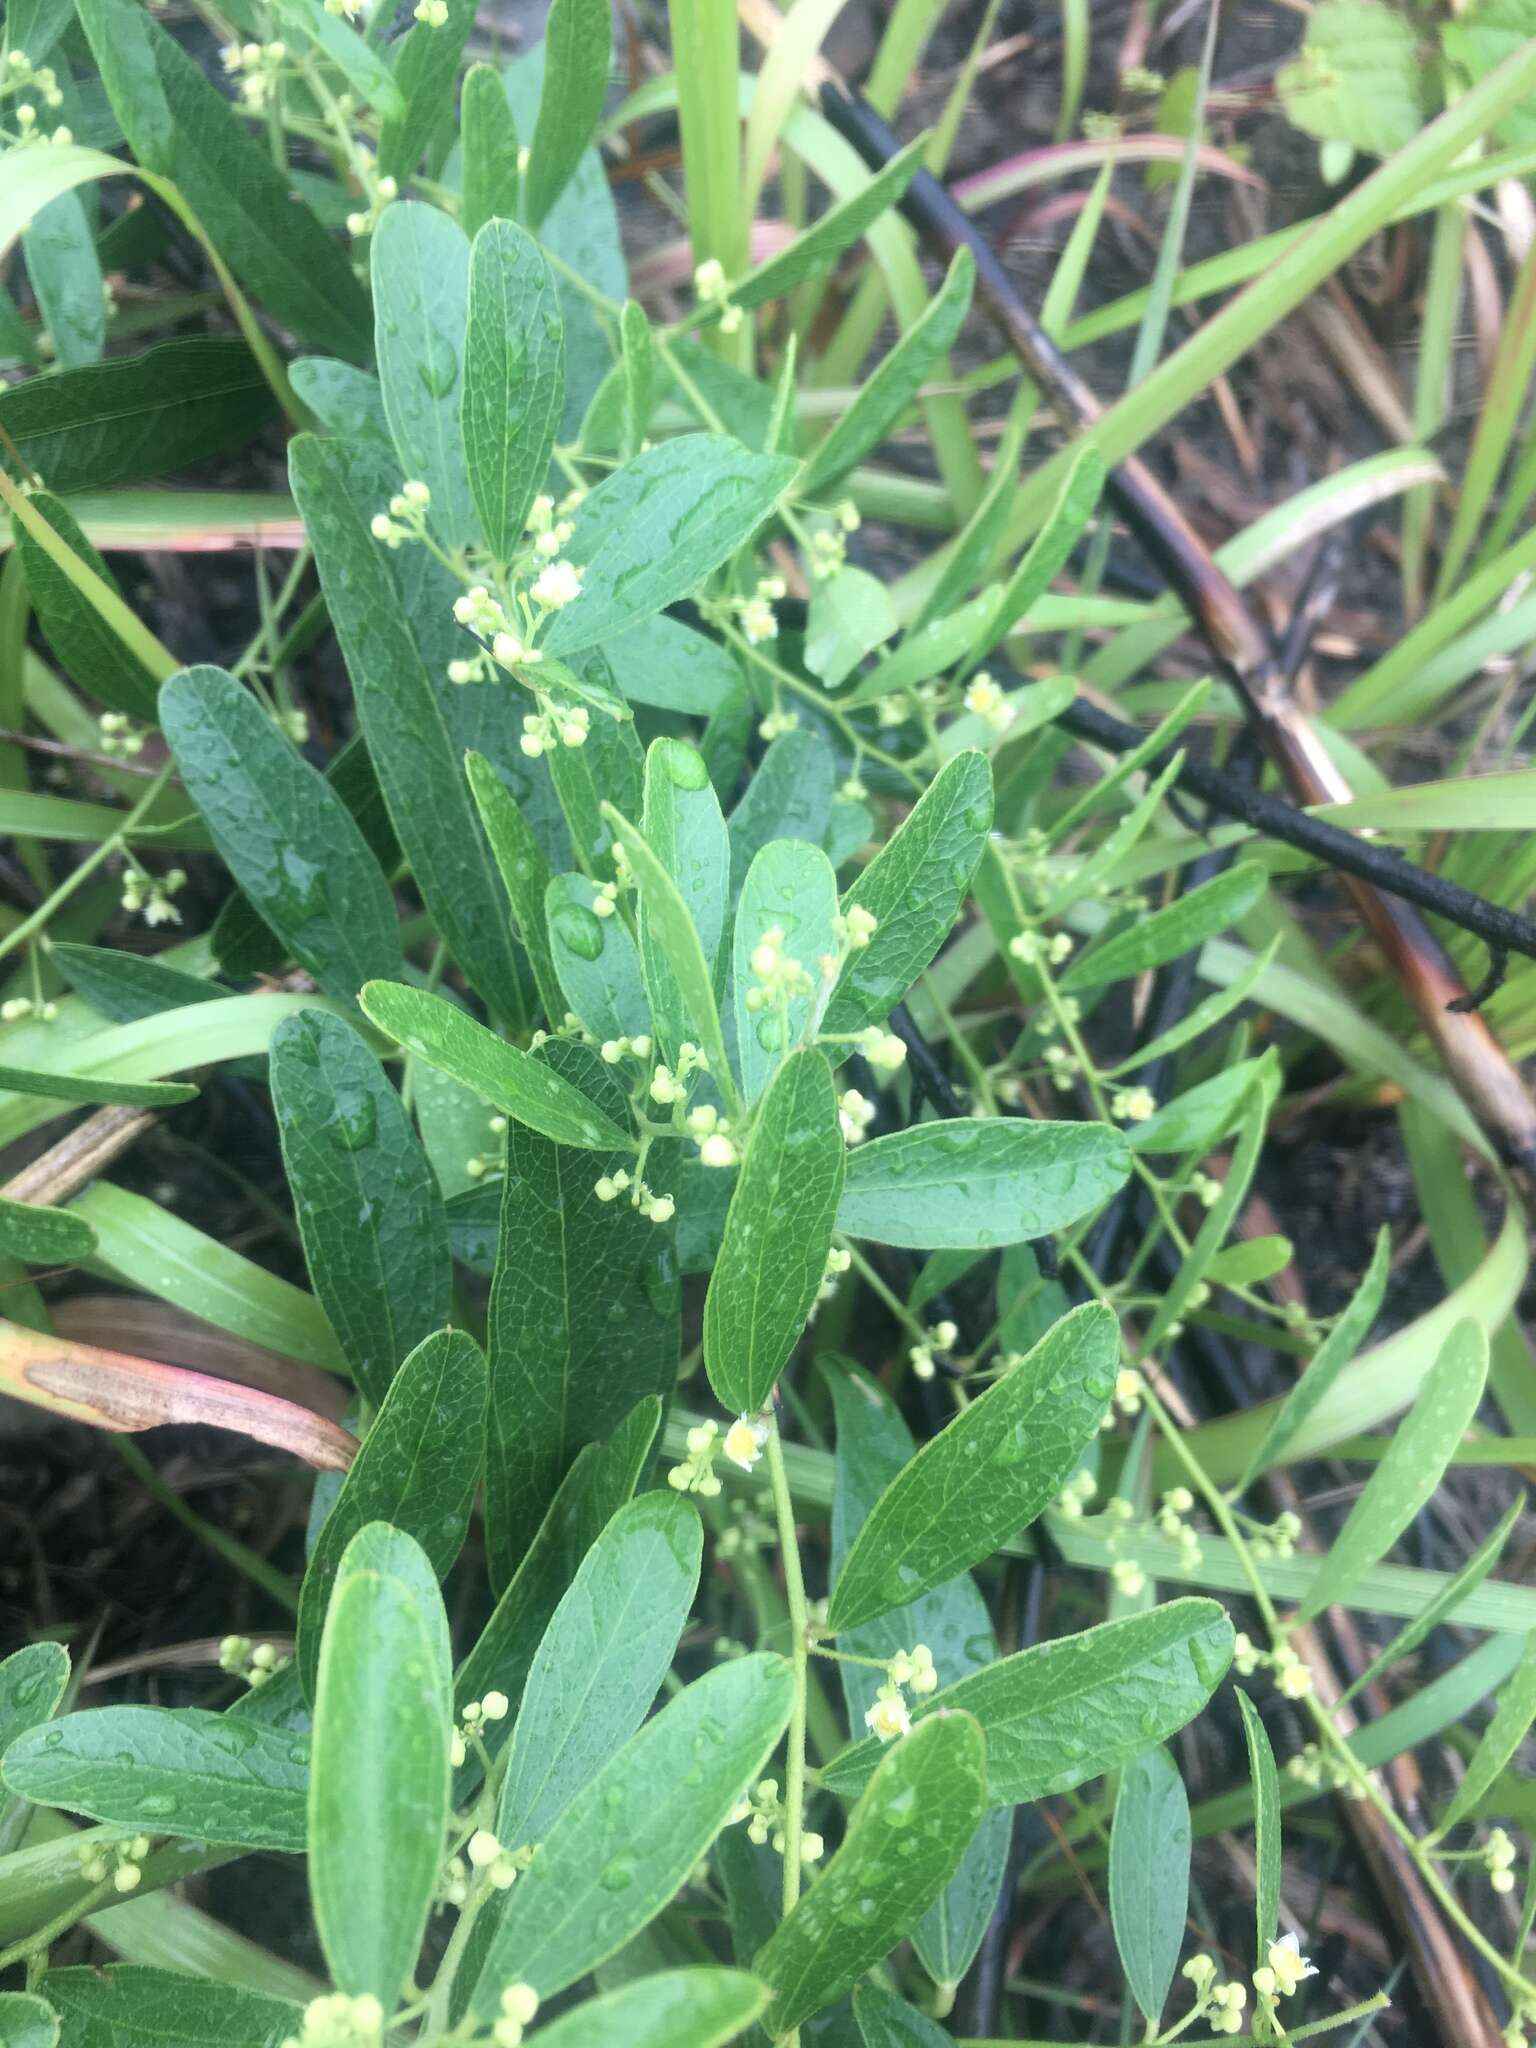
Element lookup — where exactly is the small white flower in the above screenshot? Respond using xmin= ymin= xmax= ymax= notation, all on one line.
xmin=699 ymin=1132 xmax=738 ymax=1169
xmin=723 ymin=1415 xmax=767 ymax=1472
xmin=865 ymin=1685 xmax=912 ymax=1743
xmin=532 ymin=558 xmax=582 ymax=610
xmin=1256 ymin=1931 xmax=1318 ymax=1999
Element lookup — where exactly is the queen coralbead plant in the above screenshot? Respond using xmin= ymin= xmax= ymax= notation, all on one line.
xmin=4 ymin=0 xmax=1536 ymax=2042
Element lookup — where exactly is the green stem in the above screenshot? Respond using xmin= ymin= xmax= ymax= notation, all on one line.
xmin=764 ymin=1417 xmax=810 ymax=1965
xmin=0 ymin=761 xmax=175 ymax=966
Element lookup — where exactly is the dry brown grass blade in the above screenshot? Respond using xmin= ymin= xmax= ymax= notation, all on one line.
xmin=0 ymin=1317 xmax=358 ymax=1471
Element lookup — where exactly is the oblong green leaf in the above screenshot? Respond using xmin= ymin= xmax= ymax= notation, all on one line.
xmin=270 ymin=1008 xmax=451 ymax=1408
xmin=371 ymin=203 xmax=477 ymax=551
xmin=800 ymin=247 xmax=975 ymax=496
xmin=821 ymin=1600 xmax=1234 ymax=1806
xmin=1109 ymin=1745 xmax=1190 ymax=2028
xmin=470 ymin=1654 xmax=794 ymax=2010
xmin=0 ymin=1993 xmax=57 ymax=2048
xmin=545 ymin=873 xmax=649 ymax=1042
xmin=828 ymin=1303 xmax=1118 ymax=1633
xmin=703 ymin=1048 xmax=845 ymax=1415
xmin=530 ymin=1970 xmax=768 ymax=2048
xmin=1235 ymin=1690 xmax=1280 ymax=1957
xmin=0 ymin=1061 xmax=193 ymax=1110
xmin=160 ymin=666 xmax=401 ymax=1006
xmin=15 ymin=490 xmax=159 ymax=719
xmin=733 ymin=840 xmax=839 ymax=1105
xmin=1 ymin=1707 xmax=309 ymax=1851
xmin=853 ymin=1983 xmax=951 ymax=2048
xmin=309 ymin=1524 xmax=451 ymax=2007
xmin=295 ymin=1327 xmax=487 ymax=1700
xmin=822 ymin=751 xmax=993 ymax=1037
xmin=26 ymin=191 xmax=104 ymax=372
xmin=1060 ymin=862 xmax=1268 ymax=993
xmin=461 ymin=64 xmax=520 ymax=238
xmin=541 ymin=437 xmax=798 ymax=658
xmin=360 ymin=980 xmax=634 ymax=1150
xmin=837 ymin=1117 xmax=1130 ymax=1251
xmin=1437 ymin=1631 xmax=1536 ymax=1837
xmin=376 ymin=0 xmax=475 ymax=184
xmin=484 ymin=1042 xmax=676 ymax=1579
xmin=0 ymin=1195 xmax=95 ymax=1266
xmin=1296 ymin=1317 xmax=1488 ymax=1622
xmin=523 ymin=0 xmax=611 ymax=228
xmin=638 ymin=738 xmax=730 ymax=1061
xmin=463 ymin=218 xmax=565 ymax=561
xmin=754 ymin=1712 xmax=987 ymax=2038
xmin=733 ymin=134 xmax=928 ymax=312
xmin=497 ymin=1493 xmax=701 ymax=1846
xmin=0 ymin=1643 xmax=70 ymax=1761
xmin=465 ymin=751 xmax=563 ymax=1025
xmin=37 ymin=1966 xmax=298 ymax=2048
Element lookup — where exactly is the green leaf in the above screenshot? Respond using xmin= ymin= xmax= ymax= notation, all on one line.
xmin=15 ymin=491 xmax=159 ymax=719
xmin=0 ymin=1063 xmax=194 ymax=1109
xmin=462 ymin=219 xmax=565 ymax=561
xmin=821 ymin=1600 xmax=1234 ymax=1805
xmin=545 ymin=873 xmax=650 ymax=1040
xmin=1125 ymin=1056 xmax=1274 ymax=1157
xmin=0 ymin=1194 xmax=95 ymax=1266
xmin=805 ymin=567 xmax=898 ymax=689
xmin=470 ymin=1655 xmax=794 ymax=2010
xmin=733 ymin=841 xmax=839 ymax=1104
xmin=838 ymin=1118 xmax=1130 ymax=1251
xmin=732 ymin=133 xmax=929 ymax=312
xmin=462 ymin=64 xmax=521 ymax=237
xmin=541 ymin=437 xmax=798 ymax=658
xmin=484 ymin=1040 xmax=676 ymax=1578
xmin=72 ymin=0 xmax=176 ymax=172
xmin=1437 ymin=1632 xmax=1536 ymax=1836
xmin=309 ymin=1524 xmax=451 ymax=2007
xmin=38 ymin=1966 xmax=300 ymax=2048
xmin=800 ymin=248 xmax=974 ymax=496
xmin=270 ymin=1009 xmax=451 ymax=1408
xmin=1235 ymin=1691 xmax=1280 ymax=1957
xmin=600 ymin=806 xmax=735 ymax=1104
xmin=984 ymin=446 xmax=1106 ymax=655
xmin=637 ymin=738 xmax=730 ymax=1060
xmin=51 ymin=945 xmax=222 ymax=1025
xmin=828 ymin=1304 xmax=1118 ymax=1633
xmin=1060 ymin=862 xmax=1268 ymax=993
xmin=523 ymin=0 xmax=612 ymax=227
xmin=160 ymin=666 xmax=401 ymax=1006
xmin=1109 ymin=1746 xmax=1191 ymax=2028
xmin=703 ymin=1049 xmax=844 ymax=1415
xmin=0 ymin=1643 xmax=70 ymax=1762
xmin=359 ymin=980 xmax=634 ymax=1150
xmin=1277 ymin=0 xmax=1429 ymax=156
xmin=290 ymin=434 xmax=533 ymax=1022
xmin=456 ymin=1398 xmax=661 ymax=1732
xmin=605 ymin=613 xmax=744 ymax=718
xmin=755 ymin=1713 xmax=987 ymax=2038
xmin=727 ymin=729 xmax=835 ymax=891
xmin=1296 ymin=1317 xmax=1488 ymax=1622
xmin=465 ymin=751 xmax=564 ymax=1025
xmin=376 ymin=0 xmax=476 ymax=183
xmin=822 ymin=751 xmax=992 ymax=1037
xmin=847 ymin=588 xmax=1003 ymax=707
xmin=1237 ymin=1226 xmax=1389 ymax=1489
xmin=853 ymin=1984 xmax=951 ymax=2048
xmin=150 ymin=24 xmax=370 ymax=361
xmin=26 ymin=191 xmax=105 ymax=372
xmin=497 ymin=1493 xmax=701 ymax=1846
xmin=1 ymin=1706 xmax=309 ymax=1851
xmin=0 ymin=339 xmax=275 ymax=493
xmin=271 ymin=0 xmax=404 ymax=118
xmin=0 ymin=1995 xmax=56 ymax=2048
xmin=371 ymin=204 xmax=477 ymax=552
xmin=539 ymin=1975 xmax=769 ymax=2048
xmin=821 ymin=1360 xmax=1006 ymax=1992
xmin=295 ymin=1328 xmax=487 ymax=1699
xmin=288 ymin=356 xmax=392 ymax=448
xmin=546 ymin=662 xmax=644 ymax=872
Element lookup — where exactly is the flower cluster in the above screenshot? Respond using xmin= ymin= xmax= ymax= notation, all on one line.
xmin=757 ymin=706 xmax=799 ymax=741
xmin=1110 ymin=1085 xmax=1156 ymax=1123
xmin=220 ymin=38 xmax=287 ymax=110
xmin=807 ymin=502 xmax=860 ymax=582
xmin=592 ymin=1166 xmax=675 ymax=1224
xmin=1233 ymin=1630 xmax=1315 ymax=1701
xmin=1246 ymin=1510 xmax=1302 ymax=1562
xmin=745 ymin=924 xmax=814 ymax=1012
xmin=833 ymin=905 xmax=878 ymax=951
xmin=693 ymin=257 xmax=743 ymax=336
xmin=281 ymin=1994 xmax=385 ymax=2048
xmin=218 ymin=1634 xmax=288 ymax=1688
xmin=600 ymin=1032 xmax=653 ymax=1065
xmin=1104 ymin=1366 xmax=1143 ymax=1423
xmin=414 ymin=0 xmax=449 ymax=22
xmin=519 ymin=701 xmax=589 ymax=756
xmin=463 ymin=1113 xmax=508 ymax=1184
xmin=370 ymin=477 xmax=430 ymax=549
xmin=737 ymin=575 xmax=786 ymax=645
xmin=1486 ymin=1825 xmax=1520 ymax=1895
xmin=1 ymin=996 xmax=57 ymax=1023
xmin=448 ymin=1689 xmax=509 ymax=1769
xmin=855 ymin=1026 xmax=907 ymax=1073
xmin=684 ymin=1102 xmax=738 ymax=1170
xmin=816 ymin=1243 xmax=853 ymax=1305
xmin=1285 ymin=1741 xmax=1366 ymax=1800
xmin=1253 ymin=1930 xmax=1319 ymax=2002
xmin=963 ymin=672 xmax=1015 ymax=736
xmin=668 ymin=1418 xmax=724 ymax=1498
xmin=1155 ymin=1485 xmax=1203 ymax=1570
xmin=77 ymin=1832 xmax=151 ymax=1895
xmin=121 ymin=864 xmax=186 ymax=928
xmin=865 ymin=1643 xmax=939 ymax=1741
xmin=729 ymin=1777 xmax=825 ymax=1863
xmin=1054 ymin=1468 xmax=1098 ymax=1520
xmin=491 ymin=1984 xmax=540 ymax=2048
xmin=5 ymin=47 xmax=70 ymax=143
xmin=1007 ymin=927 xmax=1074 ymax=969
xmin=1181 ymin=1954 xmax=1247 ymax=2035
xmin=838 ymin=1088 xmax=876 ymax=1145
xmin=908 ymin=1318 xmax=958 ymax=1383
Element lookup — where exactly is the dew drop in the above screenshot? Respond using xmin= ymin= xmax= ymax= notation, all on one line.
xmin=550 ymin=902 xmax=605 ymax=962
xmin=599 ymin=1854 xmax=636 ymax=1892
